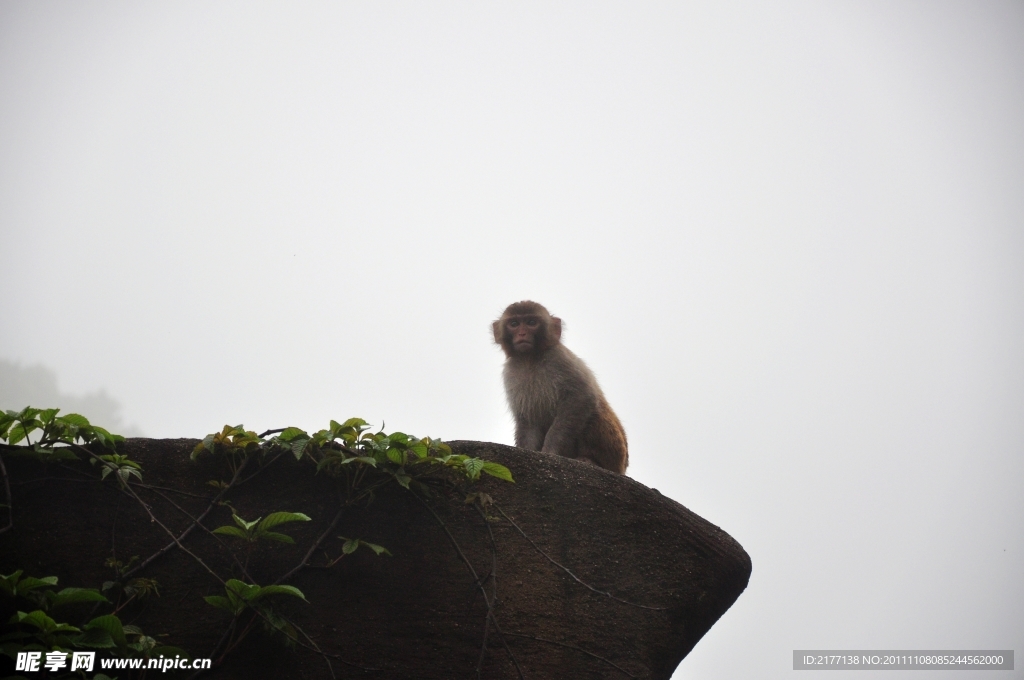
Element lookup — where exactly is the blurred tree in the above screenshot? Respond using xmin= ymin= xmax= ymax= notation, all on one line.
xmin=0 ymin=359 xmax=144 ymax=437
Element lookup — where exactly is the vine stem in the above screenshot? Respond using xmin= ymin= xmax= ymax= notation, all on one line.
xmin=471 ymin=503 xmax=500 ymax=678
xmin=142 ymin=486 xmax=257 ymax=584
xmin=503 ymin=632 xmax=637 ymax=678
xmin=122 ymin=452 xmax=251 ymax=579
xmin=72 ymin=444 xmax=226 ymax=585
xmin=411 ymin=489 xmax=523 ymax=680
xmin=495 ymin=506 xmax=668 ymax=611
xmin=274 ymin=506 xmax=345 ymax=584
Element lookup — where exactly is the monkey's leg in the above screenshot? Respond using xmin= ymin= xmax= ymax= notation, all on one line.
xmin=515 ymin=423 xmax=547 ymax=451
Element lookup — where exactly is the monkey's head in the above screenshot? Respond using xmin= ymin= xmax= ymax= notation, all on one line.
xmin=493 ymin=300 xmax=562 ymax=358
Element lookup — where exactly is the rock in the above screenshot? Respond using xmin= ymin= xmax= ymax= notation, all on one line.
xmin=0 ymin=439 xmax=749 ymax=679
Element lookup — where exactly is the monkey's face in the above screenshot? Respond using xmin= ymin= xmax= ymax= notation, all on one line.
xmin=506 ymin=316 xmax=543 ymax=354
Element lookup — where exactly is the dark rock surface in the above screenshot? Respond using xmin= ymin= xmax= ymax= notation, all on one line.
xmin=0 ymin=439 xmax=750 ymax=678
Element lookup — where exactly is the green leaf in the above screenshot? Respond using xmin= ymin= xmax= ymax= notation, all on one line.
xmin=339 ymin=538 xmax=392 ymax=557
xmin=290 ymin=438 xmax=309 ymax=460
xmin=0 ymin=570 xmax=22 ymax=597
xmin=211 ymin=526 xmax=248 ymax=540
xmin=14 ymin=407 xmax=41 ymax=420
xmin=0 ymin=411 xmax=15 ymax=439
xmin=207 ymin=581 xmax=307 ymax=613
xmin=253 ymin=585 xmax=307 ymax=602
xmin=481 ymin=461 xmax=514 ymax=483
xmin=117 ymin=467 xmax=143 ymax=483
xmin=7 ymin=424 xmax=29 ymax=445
xmin=90 ymin=425 xmax=125 ymax=448
xmin=75 ymin=627 xmax=116 ymax=648
xmin=394 ymin=471 xmax=411 ymax=489
xmin=223 ymin=579 xmax=259 ymax=603
xmin=0 ymin=572 xmax=58 ymax=597
xmin=49 ymin=588 xmax=108 ymax=608
xmin=14 ymin=610 xmax=79 ymax=634
xmin=232 ymin=514 xmax=260 ymax=531
xmin=277 ymin=427 xmax=308 ymax=442
xmin=59 ymin=413 xmax=91 ymax=428
xmin=192 ymin=434 xmax=216 ymax=460
xmin=84 ymin=614 xmax=127 ymax=651
xmin=258 ymin=512 xmax=311 ymax=532
xmin=462 ymin=457 xmax=485 ymax=481
xmin=259 ymin=532 xmax=295 ymax=544
xmin=362 ymin=541 xmax=392 ymax=557
xmin=341 ymin=456 xmax=377 ymax=467
xmin=386 ymin=448 xmax=406 ymax=466
xmin=38 ymin=408 xmax=60 ymax=424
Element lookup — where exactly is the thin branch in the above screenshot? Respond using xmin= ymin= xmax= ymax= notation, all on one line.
xmin=503 ymin=632 xmax=637 ymax=678
xmin=412 ymin=490 xmax=523 ymax=680
xmin=71 ymin=444 xmax=226 ymax=585
xmin=123 ymin=453 xmax=251 ymax=579
xmin=140 ymin=485 xmax=256 ymax=583
xmin=473 ymin=503 xmax=500 ymax=678
xmin=134 ymin=482 xmax=215 ymax=500
xmin=495 ymin=506 xmax=667 ymax=611
xmin=293 ymin=620 xmax=336 ymax=680
xmin=275 ymin=506 xmax=345 ymax=584
xmin=192 ymin=619 xmax=236 ymax=680
xmin=232 ymin=451 xmax=286 ymax=489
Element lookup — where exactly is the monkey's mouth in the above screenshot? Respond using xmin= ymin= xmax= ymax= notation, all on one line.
xmin=513 ymin=340 xmax=534 ymax=351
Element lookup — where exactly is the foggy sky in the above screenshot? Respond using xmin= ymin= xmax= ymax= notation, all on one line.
xmin=1 ymin=2 xmax=1022 ymax=678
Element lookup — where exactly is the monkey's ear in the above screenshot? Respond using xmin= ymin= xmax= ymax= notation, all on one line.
xmin=550 ymin=317 xmax=562 ymax=343
xmin=492 ymin=320 xmax=503 ymax=344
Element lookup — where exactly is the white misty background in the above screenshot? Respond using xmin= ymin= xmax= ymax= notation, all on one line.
xmin=1 ymin=3 xmax=1021 ymax=678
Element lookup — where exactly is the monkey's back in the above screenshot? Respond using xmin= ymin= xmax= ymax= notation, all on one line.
xmin=578 ymin=398 xmax=629 ymax=474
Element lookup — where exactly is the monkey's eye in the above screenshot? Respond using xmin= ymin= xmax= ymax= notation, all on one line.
xmin=526 ymin=319 xmax=539 ymax=328
xmin=508 ymin=320 xmax=520 ymax=328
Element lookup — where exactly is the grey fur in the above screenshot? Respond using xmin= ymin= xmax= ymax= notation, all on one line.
xmin=494 ymin=301 xmax=628 ymax=474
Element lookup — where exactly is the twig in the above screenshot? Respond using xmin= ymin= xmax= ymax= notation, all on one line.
xmin=412 ymin=490 xmax=523 ymax=679
xmin=504 ymin=632 xmax=637 ymax=678
xmin=290 ymin=620 xmax=336 ymax=679
xmin=232 ymin=451 xmax=286 ymax=489
xmin=71 ymin=446 xmax=227 ymax=585
xmin=472 ymin=504 xmax=500 ymax=678
xmin=123 ymin=453 xmax=251 ymax=579
xmin=495 ymin=506 xmax=667 ymax=611
xmin=140 ymin=485 xmax=256 ymax=583
xmin=134 ymin=482 xmax=215 ymax=500
xmin=192 ymin=620 xmax=236 ymax=680
xmin=275 ymin=507 xmax=345 ymax=584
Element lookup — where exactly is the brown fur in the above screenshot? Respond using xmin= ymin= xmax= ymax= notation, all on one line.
xmin=493 ymin=301 xmax=628 ymax=474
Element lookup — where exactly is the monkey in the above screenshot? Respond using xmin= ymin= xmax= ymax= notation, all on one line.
xmin=493 ymin=300 xmax=628 ymax=474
